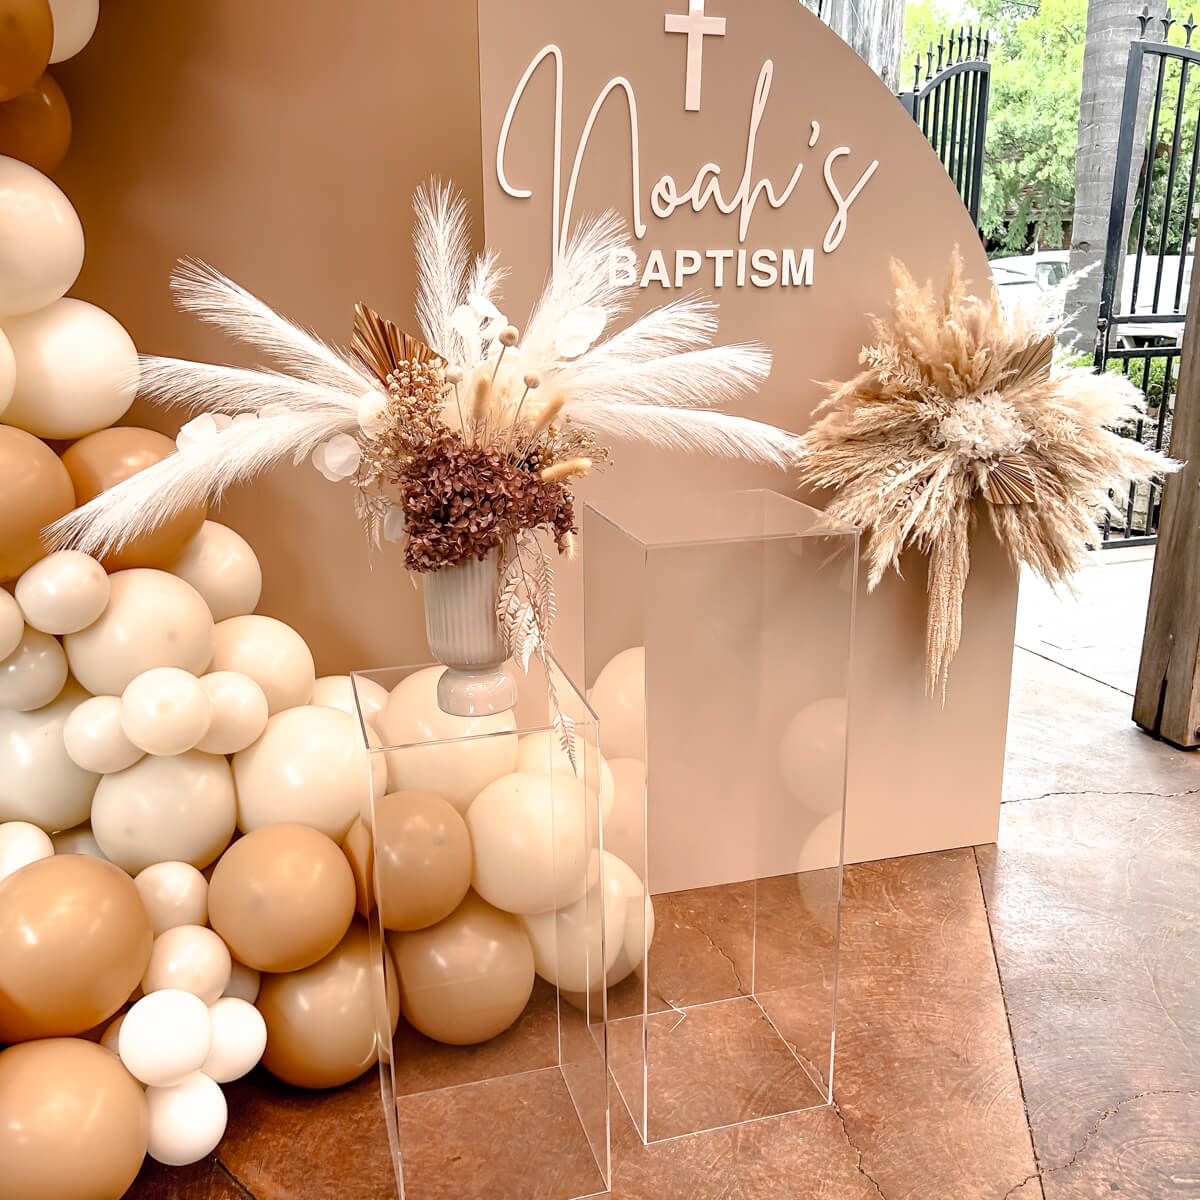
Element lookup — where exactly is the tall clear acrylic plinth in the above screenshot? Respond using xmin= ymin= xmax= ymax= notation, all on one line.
xmin=584 ymin=489 xmax=858 ymax=1144
xmin=350 ymin=658 xmax=609 ymax=1200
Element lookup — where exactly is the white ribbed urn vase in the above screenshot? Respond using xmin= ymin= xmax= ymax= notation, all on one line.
xmin=422 ymin=549 xmax=516 ymax=716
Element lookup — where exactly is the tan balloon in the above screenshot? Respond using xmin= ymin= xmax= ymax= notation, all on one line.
xmin=374 ymin=790 xmax=472 ymax=932
xmin=0 ymin=854 xmax=153 ymax=1041
xmin=61 ymin=427 xmax=207 ymax=569
xmin=341 ymin=816 xmax=374 ymax=918
xmin=207 ymin=823 xmax=355 ymax=973
xmin=0 ymin=424 xmax=74 ymax=582
xmin=257 ymin=919 xmax=399 ymax=1090
xmin=0 ymin=1037 xmax=149 ymax=1200
xmin=390 ymin=892 xmax=534 ymax=1046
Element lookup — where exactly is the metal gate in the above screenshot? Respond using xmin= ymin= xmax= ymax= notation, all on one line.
xmin=1095 ymin=12 xmax=1199 ymax=545
xmin=897 ymin=29 xmax=991 ymax=225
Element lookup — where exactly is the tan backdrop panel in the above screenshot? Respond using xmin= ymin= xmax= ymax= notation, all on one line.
xmin=475 ymin=0 xmax=1017 ymax=862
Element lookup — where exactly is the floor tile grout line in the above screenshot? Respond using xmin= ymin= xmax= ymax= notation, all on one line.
xmin=971 ymin=846 xmax=1048 ymax=1200
xmin=1012 ymin=644 xmax=1136 ymax=698
xmin=214 ymin=1156 xmax=257 ymax=1199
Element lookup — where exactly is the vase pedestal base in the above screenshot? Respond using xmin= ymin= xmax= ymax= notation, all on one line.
xmin=436 ymin=664 xmax=517 ymax=716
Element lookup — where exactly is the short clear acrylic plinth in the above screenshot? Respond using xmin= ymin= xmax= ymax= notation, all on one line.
xmin=350 ymin=658 xmax=609 ymax=1200
xmin=584 ymin=489 xmax=859 ymax=1144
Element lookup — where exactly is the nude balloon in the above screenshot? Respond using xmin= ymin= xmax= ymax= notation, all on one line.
xmin=1 ymin=298 xmax=136 ymax=437
xmin=134 ymin=860 xmax=208 ymax=934
xmin=141 ymin=924 xmax=231 ymax=1004
xmin=0 ymin=424 xmax=75 ymax=582
xmin=120 ymin=667 xmax=211 ymax=756
xmin=15 ymin=550 xmax=109 ymax=635
xmin=195 ymin=670 xmax=267 ymax=755
xmin=0 ymin=623 xmax=65 ymax=710
xmin=207 ymin=823 xmax=356 ymax=973
xmin=0 ymin=853 xmax=152 ymax=1040
xmin=0 ymin=2 xmax=52 ymax=103
xmin=311 ymin=672 xmax=388 ymax=721
xmin=257 ymin=919 xmax=399 ymax=1089
xmin=64 ymin=569 xmax=213 ymax=696
xmin=0 ymin=71 xmax=70 ymax=174
xmin=208 ymin=614 xmax=314 ymax=714
xmin=168 ymin=521 xmax=261 ymax=621
xmin=90 ymin=750 xmax=236 ymax=873
xmin=390 ymin=893 xmax=534 ymax=1046
xmin=0 ymin=1038 xmax=149 ymax=1200
xmin=589 ymin=646 xmax=645 ymax=761
xmin=62 ymin=693 xmax=142 ymax=773
xmin=0 ymin=680 xmax=98 ymax=830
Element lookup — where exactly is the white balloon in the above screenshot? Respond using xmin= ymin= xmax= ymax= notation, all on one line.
xmin=168 ymin=522 xmax=262 ymax=623
xmin=48 ymin=0 xmax=100 ymax=63
xmin=0 ymin=681 xmax=97 ymax=830
xmin=119 ymin=989 xmax=213 ymax=1088
xmin=0 ymin=328 xmax=14 ymax=418
xmin=516 ymin=731 xmax=614 ymax=822
xmin=0 ymin=590 xmax=22 ymax=659
xmin=145 ymin=1071 xmax=228 ymax=1167
xmin=142 ymin=924 xmax=231 ymax=1004
xmin=778 ymin=697 xmax=849 ymax=818
xmin=100 ymin=1011 xmax=126 ymax=1054
xmin=1 ymin=299 xmax=137 ymax=438
xmin=91 ymin=750 xmax=237 ymax=873
xmin=379 ymin=666 xmax=518 ymax=812
xmin=195 ymin=671 xmax=267 ymax=755
xmin=0 ymin=625 xmax=66 ymax=711
xmin=604 ymin=852 xmax=655 ymax=987
xmin=64 ymin=569 xmax=214 ymax=697
xmin=201 ymin=997 xmax=267 ymax=1083
xmin=120 ymin=667 xmax=212 ymax=756
xmin=208 ymin=614 xmax=314 ymax=715
xmin=310 ymin=673 xmax=388 ymax=722
xmin=589 ymin=647 xmax=645 ymax=761
xmin=0 ymin=820 xmax=53 ymax=881
xmin=134 ymin=861 xmax=209 ymax=935
xmin=467 ymin=772 xmax=591 ymax=916
xmin=15 ymin=551 xmax=110 ymax=635
xmin=222 ymin=960 xmax=260 ymax=1004
xmin=62 ymin=694 xmax=143 ymax=774
xmin=602 ymin=757 xmax=645 ymax=871
xmin=50 ymin=820 xmax=108 ymax=859
xmin=0 ymin=159 xmax=84 ymax=317
xmin=233 ymin=705 xmax=382 ymax=842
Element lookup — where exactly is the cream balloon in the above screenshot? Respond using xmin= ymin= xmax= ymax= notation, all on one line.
xmin=0 ymin=623 xmax=65 ymax=710
xmin=604 ymin=852 xmax=656 ymax=987
xmin=778 ymin=697 xmax=849 ymax=818
xmin=0 ymin=157 xmax=83 ymax=316
xmin=1 ymin=298 xmax=137 ymax=437
xmin=233 ymin=704 xmax=382 ymax=842
xmin=0 ymin=819 xmax=53 ymax=881
xmin=515 ymin=730 xmax=614 ymax=822
xmin=62 ymin=694 xmax=143 ymax=773
xmin=48 ymin=0 xmax=100 ymax=62
xmin=133 ymin=862 xmax=209 ymax=936
xmin=145 ymin=1071 xmax=227 ymax=1167
xmin=201 ymin=996 xmax=266 ymax=1083
xmin=0 ymin=590 xmax=21 ymax=659
xmin=602 ymin=757 xmax=646 ymax=870
xmin=141 ymin=924 xmax=231 ymax=1004
xmin=14 ymin=550 xmax=110 ymax=634
xmin=168 ymin=521 xmax=262 ymax=622
xmin=0 ymin=328 xmax=13 ymax=418
xmin=795 ymin=810 xmax=843 ymax=874
xmin=589 ymin=646 xmax=645 ymax=761
xmin=310 ymin=673 xmax=388 ymax=722
xmin=91 ymin=750 xmax=237 ymax=873
xmin=120 ymin=667 xmax=212 ymax=756
xmin=208 ymin=614 xmax=314 ymax=715
xmin=50 ymin=821 xmax=107 ymax=859
xmin=118 ymin=989 xmax=212 ymax=1088
xmin=0 ymin=680 xmax=97 ymax=830
xmin=100 ymin=1011 xmax=126 ymax=1054
xmin=222 ymin=960 xmax=260 ymax=1004
xmin=195 ymin=670 xmax=267 ymax=755
xmin=379 ymin=666 xmax=518 ymax=811
xmin=64 ymin=569 xmax=214 ymax=696
xmin=466 ymin=772 xmax=591 ymax=916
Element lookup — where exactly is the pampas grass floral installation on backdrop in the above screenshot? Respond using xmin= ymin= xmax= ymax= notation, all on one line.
xmin=795 ymin=253 xmax=1176 ymax=698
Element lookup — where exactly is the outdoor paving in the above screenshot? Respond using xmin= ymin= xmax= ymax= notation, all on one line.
xmin=127 ymin=555 xmax=1200 ymax=1199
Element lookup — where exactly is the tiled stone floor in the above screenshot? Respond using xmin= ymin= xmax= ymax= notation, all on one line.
xmin=128 ymin=557 xmax=1200 ymax=1199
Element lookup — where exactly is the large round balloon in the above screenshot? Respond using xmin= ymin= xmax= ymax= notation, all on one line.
xmin=14 ymin=549 xmax=109 ymax=634
xmin=778 ymin=696 xmax=849 ymax=817
xmin=90 ymin=750 xmax=237 ymax=873
xmin=61 ymin=427 xmax=205 ymax=567
xmin=0 ymin=680 xmax=98 ymax=830
xmin=390 ymin=893 xmax=534 ymax=1046
xmin=256 ymin=919 xmax=399 ymax=1089
xmin=208 ymin=614 xmax=314 ymax=714
xmin=64 ymin=568 xmax=213 ymax=695
xmin=0 ymin=1037 xmax=148 ymax=1200
xmin=373 ymin=790 xmax=472 ymax=931
xmin=168 ymin=520 xmax=261 ymax=621
xmin=0 ymin=1 xmax=52 ymax=102
xmin=0 ymin=623 xmax=66 ymax=710
xmin=0 ymin=156 xmax=81 ymax=314
xmin=0 ymin=71 xmax=69 ymax=173
xmin=0 ymin=424 xmax=74 ymax=582
xmin=207 ymin=823 xmax=356 ymax=973
xmin=47 ymin=0 xmax=99 ymax=64
xmin=0 ymin=853 xmax=152 ymax=1040
xmin=378 ymin=666 xmax=518 ymax=811
xmin=516 ymin=729 xmax=615 ymax=821
xmin=589 ymin=646 xmax=645 ymax=761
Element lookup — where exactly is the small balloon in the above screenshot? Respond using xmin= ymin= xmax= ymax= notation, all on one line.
xmin=0 ymin=818 xmax=52 ymax=880
xmin=201 ymin=996 xmax=266 ymax=1083
xmin=0 ymin=624 xmax=66 ymax=711
xmin=0 ymin=71 xmax=70 ymax=172
xmin=0 ymin=425 xmax=75 ymax=583
xmin=195 ymin=670 xmax=267 ymax=755
xmin=341 ymin=815 xmax=374 ymax=918
xmin=14 ymin=550 xmax=109 ymax=635
xmin=0 ymin=0 xmax=52 ymax=102
xmin=118 ymin=988 xmax=212 ymax=1088
xmin=133 ymin=860 xmax=208 ymax=934
xmin=310 ymin=672 xmax=388 ymax=721
xmin=145 ymin=1071 xmax=227 ymax=1167
xmin=120 ymin=667 xmax=212 ymax=756
xmin=141 ymin=924 xmax=231 ymax=1004
xmin=49 ymin=820 xmax=106 ymax=859
xmin=62 ymin=693 xmax=142 ymax=774
xmin=0 ymin=589 xmax=21 ymax=658
xmin=168 ymin=520 xmax=262 ymax=621
xmin=222 ymin=960 xmax=260 ymax=1004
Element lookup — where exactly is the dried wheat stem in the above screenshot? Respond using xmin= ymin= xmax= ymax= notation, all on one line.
xmin=540 ymin=457 xmax=591 ymax=483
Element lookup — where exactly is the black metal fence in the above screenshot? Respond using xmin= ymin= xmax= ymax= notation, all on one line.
xmin=1095 ymin=10 xmax=1198 ymax=544
xmin=897 ymin=28 xmax=991 ymax=225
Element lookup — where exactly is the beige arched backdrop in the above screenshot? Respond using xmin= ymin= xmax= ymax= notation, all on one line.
xmin=53 ymin=0 xmax=1016 ymax=862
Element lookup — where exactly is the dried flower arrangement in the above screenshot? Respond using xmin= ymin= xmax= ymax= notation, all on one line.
xmin=51 ymin=183 xmax=795 ymax=702
xmin=795 ymin=253 xmax=1176 ymax=698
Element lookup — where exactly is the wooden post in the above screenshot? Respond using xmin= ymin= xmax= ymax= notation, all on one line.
xmin=1133 ymin=264 xmax=1200 ymax=747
